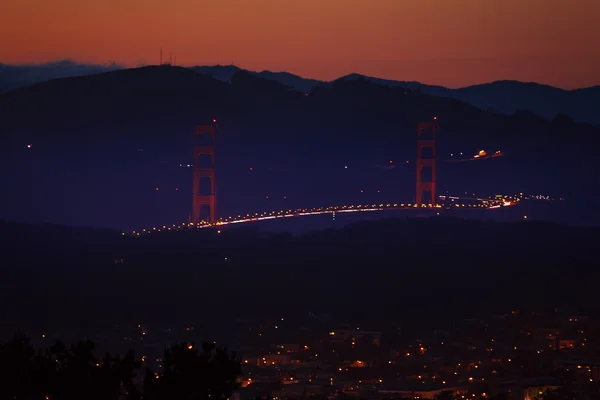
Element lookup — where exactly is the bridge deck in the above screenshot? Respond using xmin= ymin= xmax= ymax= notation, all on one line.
xmin=126 ymin=199 xmax=518 ymax=236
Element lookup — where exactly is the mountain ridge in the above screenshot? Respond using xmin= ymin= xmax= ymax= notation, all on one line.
xmin=1 ymin=64 xmax=599 ymax=231
xmin=1 ymin=65 xmax=597 ymax=148
xmin=190 ymin=66 xmax=600 ymax=125
xmin=2 ymin=62 xmax=598 ymax=124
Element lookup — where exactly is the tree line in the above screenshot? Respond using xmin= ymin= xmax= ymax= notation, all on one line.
xmin=0 ymin=332 xmax=241 ymax=400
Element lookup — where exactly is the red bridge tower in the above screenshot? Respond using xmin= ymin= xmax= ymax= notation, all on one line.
xmin=416 ymin=120 xmax=439 ymax=205
xmin=192 ymin=125 xmax=216 ymax=224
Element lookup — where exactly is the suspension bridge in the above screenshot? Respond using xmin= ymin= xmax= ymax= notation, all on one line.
xmin=126 ymin=119 xmax=517 ymax=236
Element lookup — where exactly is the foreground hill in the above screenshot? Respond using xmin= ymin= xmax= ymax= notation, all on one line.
xmin=0 ymin=217 xmax=598 ymax=331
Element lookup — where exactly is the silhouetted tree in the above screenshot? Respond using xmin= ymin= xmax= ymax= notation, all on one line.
xmin=93 ymin=350 xmax=141 ymax=400
xmin=0 ymin=334 xmax=141 ymax=400
xmin=0 ymin=332 xmax=49 ymax=400
xmin=48 ymin=339 xmax=141 ymax=400
xmin=537 ymin=386 xmax=576 ymax=400
xmin=435 ymin=391 xmax=457 ymax=400
xmin=143 ymin=341 xmax=241 ymax=400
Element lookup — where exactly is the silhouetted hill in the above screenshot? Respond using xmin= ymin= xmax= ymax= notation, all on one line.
xmin=339 ymin=73 xmax=442 ymax=92
xmin=189 ymin=67 xmax=600 ymax=125
xmin=444 ymin=81 xmax=600 ymax=126
xmin=3 ymin=62 xmax=599 ymax=124
xmin=190 ymin=64 xmax=243 ymax=83
xmin=0 ymin=60 xmax=121 ymax=93
xmin=0 ymin=65 xmax=231 ymax=138
xmin=3 ymin=65 xmax=597 ymax=153
xmin=254 ymin=70 xmax=322 ymax=94
xmin=0 ymin=65 xmax=599 ymax=230
xmin=341 ymin=75 xmax=600 ymax=125
xmin=1 ymin=217 xmax=599 ymax=331
xmin=231 ymin=69 xmax=299 ymax=95
xmin=191 ymin=65 xmax=321 ymax=94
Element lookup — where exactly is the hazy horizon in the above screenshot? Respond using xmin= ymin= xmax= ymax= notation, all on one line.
xmin=1 ymin=59 xmax=599 ymax=91
xmin=2 ymin=0 xmax=599 ymax=89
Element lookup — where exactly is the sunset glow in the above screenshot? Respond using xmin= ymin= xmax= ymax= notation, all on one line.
xmin=1 ymin=0 xmax=599 ymax=88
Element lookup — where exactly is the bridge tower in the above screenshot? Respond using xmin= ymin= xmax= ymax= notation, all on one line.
xmin=192 ymin=124 xmax=216 ymax=224
xmin=416 ymin=120 xmax=439 ymax=206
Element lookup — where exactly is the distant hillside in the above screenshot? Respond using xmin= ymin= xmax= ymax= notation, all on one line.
xmin=1 ymin=65 xmax=598 ymax=174
xmin=190 ymin=65 xmax=243 ymax=83
xmin=451 ymin=81 xmax=600 ymax=126
xmin=339 ymin=73 xmax=443 ymax=92
xmin=4 ymin=65 xmax=597 ymax=150
xmin=192 ymin=66 xmax=600 ymax=125
xmin=2 ymin=62 xmax=599 ymax=124
xmin=340 ymin=74 xmax=600 ymax=126
xmin=1 ymin=65 xmax=599 ymax=230
xmin=253 ymin=70 xmax=323 ymax=94
xmin=191 ymin=64 xmax=321 ymax=93
xmin=0 ymin=60 xmax=121 ymax=93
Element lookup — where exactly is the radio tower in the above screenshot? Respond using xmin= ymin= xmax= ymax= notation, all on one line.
xmin=416 ymin=118 xmax=439 ymax=206
xmin=192 ymin=124 xmax=217 ymax=224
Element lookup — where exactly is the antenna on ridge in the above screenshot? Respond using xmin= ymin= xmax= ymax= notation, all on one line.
xmin=160 ymin=48 xmax=163 ymax=65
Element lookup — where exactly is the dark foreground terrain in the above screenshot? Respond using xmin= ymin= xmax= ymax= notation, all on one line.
xmin=1 ymin=217 xmax=597 ymax=338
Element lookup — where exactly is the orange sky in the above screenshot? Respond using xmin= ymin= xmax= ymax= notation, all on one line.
xmin=1 ymin=0 xmax=599 ymax=88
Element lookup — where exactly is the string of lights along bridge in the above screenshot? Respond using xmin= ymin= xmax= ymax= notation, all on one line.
xmin=126 ymin=201 xmax=520 ymax=236
xmin=126 ymin=119 xmax=518 ymax=236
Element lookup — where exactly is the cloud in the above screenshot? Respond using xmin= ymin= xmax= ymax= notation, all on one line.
xmin=0 ymin=59 xmax=123 ymax=93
